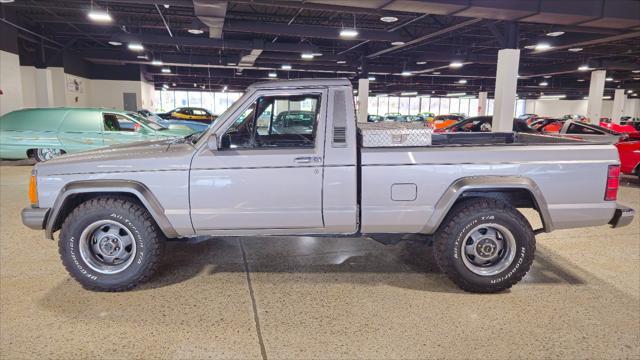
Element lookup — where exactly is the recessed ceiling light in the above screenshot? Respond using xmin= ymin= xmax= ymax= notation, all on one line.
xmin=281 ymin=64 xmax=292 ymax=70
xmin=632 ymin=70 xmax=640 ymax=73
xmin=605 ymin=77 xmax=613 ymax=81
xmin=311 ymin=52 xmax=323 ymax=56
xmin=88 ymin=10 xmax=112 ymax=22
xmin=416 ymin=61 xmax=427 ymax=65
xmin=201 ymin=85 xmax=206 ymax=89
xmin=222 ymin=85 xmax=228 ymax=91
xmin=401 ymin=71 xmax=412 ymax=76
xmin=391 ymin=41 xmax=405 ymax=46
xmin=577 ymin=79 xmax=585 ymax=82
xmin=108 ymin=41 xmax=122 ymax=46
xmin=368 ymin=76 xmax=376 ymax=81
xmin=603 ymin=96 xmax=612 ymax=99
xmin=227 ymin=62 xmax=236 ymax=66
xmin=136 ymin=55 xmax=148 ymax=59
xmin=539 ymin=81 xmax=548 ymax=86
xmin=336 ymin=60 xmax=346 ymax=64
xmin=163 ymin=4 xmax=169 ymax=9
xmin=546 ymin=31 xmax=565 ymax=37
xmin=268 ymin=72 xmax=277 ymax=78
xmin=534 ymin=43 xmax=552 ymax=51
xmin=578 ymin=65 xmax=592 ymax=71
xmin=543 ymin=75 xmax=551 ymax=78
xmin=171 ymin=83 xmax=176 ymax=86
xmin=401 ymin=92 xmax=418 ymax=96
xmin=188 ymin=29 xmax=204 ymax=35
xmin=151 ymin=60 xmax=163 ymax=66
xmin=449 ymin=61 xmax=463 ymax=68
xmin=433 ymin=71 xmax=441 ymax=75
xmin=627 ymin=89 xmax=633 ymax=93
xmin=380 ymin=16 xmax=399 ymax=23
xmin=162 ymin=84 xmax=169 ymax=89
xmin=524 ymin=45 xmax=536 ymax=50
xmin=161 ymin=67 xmax=171 ymax=73
xmin=634 ymin=77 xmax=640 ymax=80
xmin=446 ymin=92 xmax=466 ymax=97
xmin=301 ymin=53 xmax=314 ymax=60
xmin=128 ymin=43 xmax=144 ymax=51
xmin=458 ymin=79 xmax=467 ymax=84
xmin=0 ymin=0 xmax=16 ymax=3
xmin=339 ymin=28 xmax=359 ymax=38
xmin=568 ymin=47 xmax=583 ymax=52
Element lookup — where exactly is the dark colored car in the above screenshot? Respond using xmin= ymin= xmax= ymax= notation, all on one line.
xmin=435 ymin=116 xmax=533 ymax=133
xmin=367 ymin=115 xmax=384 ymax=122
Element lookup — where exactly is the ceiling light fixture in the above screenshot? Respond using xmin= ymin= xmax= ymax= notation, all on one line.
xmin=539 ymin=81 xmax=549 ymax=86
xmin=301 ymin=53 xmax=314 ymax=60
xmin=446 ymin=92 xmax=466 ymax=97
xmin=524 ymin=45 xmax=536 ymax=50
xmin=171 ymin=83 xmax=176 ymax=87
xmin=627 ymin=89 xmax=633 ymax=93
xmin=577 ymin=79 xmax=585 ymax=82
xmin=163 ymin=4 xmax=169 ymax=9
xmin=449 ymin=61 xmax=463 ymax=68
xmin=188 ymin=29 xmax=204 ymax=35
xmin=281 ymin=64 xmax=292 ymax=70
xmin=88 ymin=9 xmax=112 ymax=22
xmin=336 ymin=60 xmax=346 ymax=64
xmin=222 ymin=85 xmax=228 ymax=92
xmin=458 ymin=79 xmax=467 ymax=84
xmin=534 ymin=43 xmax=552 ymax=51
xmin=368 ymin=76 xmax=376 ymax=81
xmin=108 ymin=41 xmax=122 ymax=46
xmin=128 ymin=43 xmax=144 ymax=51
xmin=391 ymin=41 xmax=405 ymax=46
xmin=401 ymin=71 xmax=412 ymax=76
xmin=632 ymin=70 xmax=640 ymax=73
xmin=433 ymin=71 xmax=441 ymax=75
xmin=401 ymin=91 xmax=418 ymax=96
xmin=268 ymin=72 xmax=277 ymax=78
xmin=136 ymin=55 xmax=148 ymax=60
xmin=339 ymin=28 xmax=359 ymax=38
xmin=543 ymin=75 xmax=551 ymax=78
xmin=539 ymin=94 xmax=566 ymax=99
xmin=578 ymin=65 xmax=592 ymax=71
xmin=603 ymin=96 xmax=612 ymax=99
xmin=546 ymin=31 xmax=565 ymax=37
xmin=416 ymin=61 xmax=427 ymax=65
xmin=161 ymin=67 xmax=171 ymax=73
xmin=151 ymin=60 xmax=163 ymax=66
xmin=380 ymin=16 xmax=398 ymax=23
xmin=568 ymin=48 xmax=583 ymax=52
xmin=605 ymin=77 xmax=613 ymax=81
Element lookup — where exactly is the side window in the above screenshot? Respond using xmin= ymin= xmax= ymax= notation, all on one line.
xmin=221 ymin=94 xmax=320 ymax=150
xmin=60 ymin=110 xmax=102 ymax=132
xmin=567 ymin=123 xmax=598 ymax=134
xmin=193 ymin=109 xmax=207 ymax=116
xmin=103 ymin=114 xmax=138 ymax=132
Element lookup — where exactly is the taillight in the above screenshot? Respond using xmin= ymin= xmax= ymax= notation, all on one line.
xmin=28 ymin=174 xmax=38 ymax=206
xmin=604 ymin=165 xmax=620 ymax=201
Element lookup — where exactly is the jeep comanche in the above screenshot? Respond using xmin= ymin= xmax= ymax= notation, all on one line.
xmin=21 ymin=78 xmax=635 ymax=293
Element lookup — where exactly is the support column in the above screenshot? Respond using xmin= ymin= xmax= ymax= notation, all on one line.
xmin=0 ymin=22 xmax=24 ymax=115
xmin=492 ymin=49 xmax=520 ymax=132
xmin=586 ymin=70 xmax=606 ymax=124
xmin=357 ymin=78 xmax=369 ymax=123
xmin=478 ymin=91 xmax=488 ymax=116
xmin=35 ymin=68 xmax=54 ymax=107
xmin=611 ymin=89 xmax=625 ymax=123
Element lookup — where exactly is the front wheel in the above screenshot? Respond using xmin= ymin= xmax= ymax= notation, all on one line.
xmin=34 ymin=148 xmax=63 ymax=162
xmin=58 ymin=197 xmax=163 ymax=291
xmin=434 ymin=198 xmax=535 ymax=293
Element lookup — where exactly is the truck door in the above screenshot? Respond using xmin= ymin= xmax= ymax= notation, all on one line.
xmin=190 ymin=89 xmax=327 ymax=232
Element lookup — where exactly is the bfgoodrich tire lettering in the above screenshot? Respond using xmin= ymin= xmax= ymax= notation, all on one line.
xmin=58 ymin=197 xmax=163 ymax=291
xmin=434 ymin=198 xmax=536 ymax=293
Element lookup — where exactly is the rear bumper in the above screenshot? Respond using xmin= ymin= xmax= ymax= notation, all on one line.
xmin=21 ymin=207 xmax=49 ymax=230
xmin=609 ymin=204 xmax=635 ymax=228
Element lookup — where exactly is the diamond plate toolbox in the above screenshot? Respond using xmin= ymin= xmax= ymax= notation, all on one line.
xmin=358 ymin=122 xmax=432 ymax=147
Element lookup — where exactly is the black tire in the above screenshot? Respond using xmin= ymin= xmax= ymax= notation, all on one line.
xmin=33 ymin=148 xmax=63 ymax=162
xmin=58 ymin=197 xmax=163 ymax=291
xmin=434 ymin=198 xmax=535 ymax=293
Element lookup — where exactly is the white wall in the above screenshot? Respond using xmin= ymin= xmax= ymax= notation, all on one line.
xmin=0 ymin=50 xmax=24 ymax=115
xmin=140 ymin=78 xmax=155 ymax=110
xmin=89 ymin=79 xmax=143 ymax=110
xmin=525 ymin=98 xmax=638 ymax=119
xmin=20 ymin=66 xmax=36 ymax=108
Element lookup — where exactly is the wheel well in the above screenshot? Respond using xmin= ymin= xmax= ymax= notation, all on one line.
xmin=456 ymin=188 xmax=546 ymax=230
xmin=51 ymin=192 xmax=145 ymax=234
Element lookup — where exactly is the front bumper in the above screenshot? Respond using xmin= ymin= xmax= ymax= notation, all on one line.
xmin=21 ymin=207 xmax=49 ymax=230
xmin=609 ymin=204 xmax=635 ymax=228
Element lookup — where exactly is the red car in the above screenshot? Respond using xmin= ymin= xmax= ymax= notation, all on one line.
xmin=600 ymin=122 xmax=637 ymax=133
xmin=615 ymin=141 xmax=640 ymax=177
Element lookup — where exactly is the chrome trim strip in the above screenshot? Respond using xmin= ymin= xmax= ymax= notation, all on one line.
xmin=45 ymin=180 xmax=178 ymax=240
xmin=361 ymin=160 xmax=616 ymax=167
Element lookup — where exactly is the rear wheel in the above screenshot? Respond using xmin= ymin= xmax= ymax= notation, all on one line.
xmin=58 ymin=197 xmax=163 ymax=291
xmin=34 ymin=148 xmax=62 ymax=162
xmin=434 ymin=198 xmax=535 ymax=293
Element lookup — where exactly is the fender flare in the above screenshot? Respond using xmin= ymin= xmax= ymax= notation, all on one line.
xmin=45 ymin=180 xmax=178 ymax=239
xmin=422 ymin=176 xmax=553 ymax=234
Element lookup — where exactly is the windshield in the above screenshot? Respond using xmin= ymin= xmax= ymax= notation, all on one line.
xmin=127 ymin=112 xmax=165 ymax=131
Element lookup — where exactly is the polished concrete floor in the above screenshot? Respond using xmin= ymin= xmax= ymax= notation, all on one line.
xmin=1 ymin=164 xmax=639 ymax=359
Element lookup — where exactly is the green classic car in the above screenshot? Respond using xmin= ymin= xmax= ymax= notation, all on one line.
xmin=0 ymin=108 xmax=194 ymax=161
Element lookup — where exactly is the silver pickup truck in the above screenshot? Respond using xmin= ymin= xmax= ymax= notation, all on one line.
xmin=21 ymin=79 xmax=634 ymax=293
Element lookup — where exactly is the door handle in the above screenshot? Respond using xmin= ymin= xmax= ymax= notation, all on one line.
xmin=294 ymin=156 xmax=322 ymax=164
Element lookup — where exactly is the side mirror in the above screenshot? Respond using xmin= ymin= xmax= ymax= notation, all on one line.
xmin=207 ymin=133 xmax=219 ymax=152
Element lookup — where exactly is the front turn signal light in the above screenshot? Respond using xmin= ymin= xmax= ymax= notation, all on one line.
xmin=28 ymin=174 xmax=38 ymax=206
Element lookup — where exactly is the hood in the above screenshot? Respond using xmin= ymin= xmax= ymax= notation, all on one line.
xmin=36 ymin=138 xmax=196 ymax=176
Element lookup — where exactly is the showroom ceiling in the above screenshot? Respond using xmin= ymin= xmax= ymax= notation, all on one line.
xmin=2 ymin=0 xmax=639 ymax=99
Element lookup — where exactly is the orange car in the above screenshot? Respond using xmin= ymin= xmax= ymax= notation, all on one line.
xmin=433 ymin=114 xmax=465 ymax=129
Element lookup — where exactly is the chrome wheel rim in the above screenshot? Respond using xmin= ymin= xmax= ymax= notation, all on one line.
xmin=79 ymin=220 xmax=137 ymax=274
xmin=460 ymin=223 xmax=517 ymax=276
xmin=36 ymin=148 xmax=62 ymax=161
